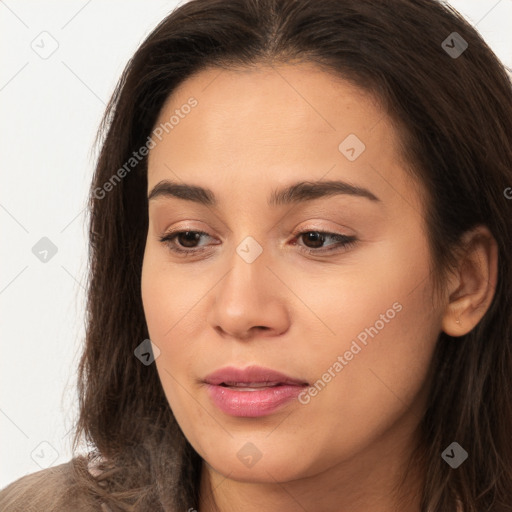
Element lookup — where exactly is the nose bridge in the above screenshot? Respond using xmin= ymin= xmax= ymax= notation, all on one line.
xmin=235 ymin=233 xmax=266 ymax=266
xmin=220 ymin=208 xmax=287 ymax=294
xmin=207 ymin=229 xmax=290 ymax=337
xmin=222 ymin=232 xmax=268 ymax=300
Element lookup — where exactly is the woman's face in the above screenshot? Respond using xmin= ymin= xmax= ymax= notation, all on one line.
xmin=141 ymin=63 xmax=444 ymax=486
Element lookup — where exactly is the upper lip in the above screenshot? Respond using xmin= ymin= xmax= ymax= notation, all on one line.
xmin=203 ymin=365 xmax=309 ymax=386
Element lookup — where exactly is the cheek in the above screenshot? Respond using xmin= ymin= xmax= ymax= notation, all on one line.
xmin=141 ymin=245 xmax=200 ymax=341
xmin=141 ymin=248 xmax=207 ymax=392
xmin=293 ymin=238 xmax=439 ymax=457
xmin=141 ymin=256 xmax=195 ymax=420
xmin=305 ymin=298 xmax=438 ymax=467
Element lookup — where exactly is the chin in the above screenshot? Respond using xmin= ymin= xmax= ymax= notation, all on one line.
xmin=202 ymin=444 xmax=317 ymax=484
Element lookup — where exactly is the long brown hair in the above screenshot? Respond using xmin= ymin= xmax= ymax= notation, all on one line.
xmin=67 ymin=0 xmax=512 ymax=510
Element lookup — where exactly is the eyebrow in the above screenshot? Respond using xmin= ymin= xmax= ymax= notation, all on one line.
xmin=148 ymin=179 xmax=381 ymax=206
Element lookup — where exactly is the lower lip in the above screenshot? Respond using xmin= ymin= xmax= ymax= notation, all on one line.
xmin=205 ymin=383 xmax=307 ymax=417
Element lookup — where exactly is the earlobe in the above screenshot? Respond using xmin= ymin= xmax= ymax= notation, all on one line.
xmin=441 ymin=225 xmax=498 ymax=338
xmin=441 ymin=298 xmax=472 ymax=337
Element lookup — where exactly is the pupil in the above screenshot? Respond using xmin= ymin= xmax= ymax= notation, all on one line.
xmin=179 ymin=231 xmax=200 ymax=248
xmin=305 ymin=232 xmax=324 ymax=248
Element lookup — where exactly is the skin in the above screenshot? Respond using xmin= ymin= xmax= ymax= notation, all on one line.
xmin=141 ymin=63 xmax=498 ymax=512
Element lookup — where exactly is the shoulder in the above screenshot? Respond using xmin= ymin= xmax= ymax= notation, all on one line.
xmin=0 ymin=456 xmax=106 ymax=512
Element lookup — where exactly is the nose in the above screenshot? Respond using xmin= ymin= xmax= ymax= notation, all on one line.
xmin=206 ymin=244 xmax=291 ymax=341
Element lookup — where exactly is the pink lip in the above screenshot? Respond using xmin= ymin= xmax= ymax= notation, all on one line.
xmin=203 ymin=365 xmax=308 ymax=417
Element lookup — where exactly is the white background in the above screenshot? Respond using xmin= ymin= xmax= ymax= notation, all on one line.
xmin=1 ymin=0 xmax=511 ymax=488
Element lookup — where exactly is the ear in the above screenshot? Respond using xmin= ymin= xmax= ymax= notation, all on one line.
xmin=441 ymin=225 xmax=498 ymax=337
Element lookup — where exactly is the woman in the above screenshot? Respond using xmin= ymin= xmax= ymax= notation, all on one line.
xmin=1 ymin=0 xmax=511 ymax=510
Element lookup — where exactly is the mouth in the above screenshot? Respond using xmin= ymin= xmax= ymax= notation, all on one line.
xmin=203 ymin=365 xmax=309 ymax=417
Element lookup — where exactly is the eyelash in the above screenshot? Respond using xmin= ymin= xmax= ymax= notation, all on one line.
xmin=158 ymin=229 xmax=358 ymax=257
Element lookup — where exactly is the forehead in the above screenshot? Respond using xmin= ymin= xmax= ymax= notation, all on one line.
xmin=147 ymin=63 xmax=424 ymax=215
xmin=151 ymin=63 xmax=380 ymax=152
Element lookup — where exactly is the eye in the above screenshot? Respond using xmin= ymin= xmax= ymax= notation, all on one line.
xmin=158 ymin=229 xmax=358 ymax=257
xmin=292 ymin=231 xmax=358 ymax=255
xmin=159 ymin=230 xmax=214 ymax=255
